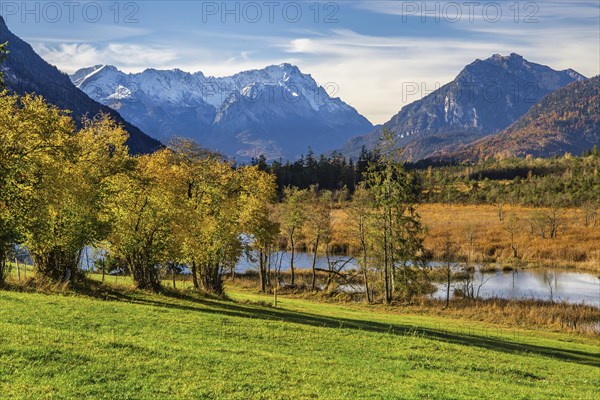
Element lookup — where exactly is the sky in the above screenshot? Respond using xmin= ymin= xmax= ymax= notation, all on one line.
xmin=2 ymin=0 xmax=599 ymax=124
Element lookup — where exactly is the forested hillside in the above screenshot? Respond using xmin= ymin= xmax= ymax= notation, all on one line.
xmin=447 ymin=77 xmax=600 ymax=160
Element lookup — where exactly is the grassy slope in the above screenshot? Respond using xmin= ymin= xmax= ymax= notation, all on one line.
xmin=0 ymin=282 xmax=598 ymax=399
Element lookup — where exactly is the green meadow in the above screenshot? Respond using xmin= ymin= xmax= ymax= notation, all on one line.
xmin=0 ymin=277 xmax=598 ymax=399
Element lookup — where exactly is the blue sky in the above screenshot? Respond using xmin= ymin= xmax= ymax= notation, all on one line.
xmin=2 ymin=0 xmax=599 ymax=123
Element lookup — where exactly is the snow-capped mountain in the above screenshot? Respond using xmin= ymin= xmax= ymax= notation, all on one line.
xmin=71 ymin=64 xmax=373 ymax=159
xmin=341 ymin=54 xmax=587 ymax=161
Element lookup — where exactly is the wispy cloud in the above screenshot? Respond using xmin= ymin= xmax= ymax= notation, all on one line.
xmin=23 ymin=25 xmax=151 ymax=44
xmin=32 ymin=43 xmax=180 ymax=73
xmin=272 ymin=24 xmax=597 ymax=123
xmin=275 ymin=29 xmax=515 ymax=122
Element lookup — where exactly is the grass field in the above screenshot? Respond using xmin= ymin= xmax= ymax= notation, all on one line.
xmin=1 ymin=278 xmax=598 ymax=399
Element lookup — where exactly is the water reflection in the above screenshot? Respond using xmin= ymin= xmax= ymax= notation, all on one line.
xmin=432 ymin=268 xmax=599 ymax=307
xmin=237 ymin=251 xmax=600 ymax=307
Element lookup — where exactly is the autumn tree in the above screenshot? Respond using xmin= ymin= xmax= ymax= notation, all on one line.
xmin=0 ymin=91 xmax=126 ymax=283
xmin=441 ymin=232 xmax=460 ymax=307
xmin=280 ymin=187 xmax=307 ymax=286
xmin=27 ymin=114 xmax=131 ymax=282
xmin=302 ymin=186 xmax=333 ymax=291
xmin=168 ymin=139 xmax=256 ymax=294
xmin=504 ymin=213 xmax=522 ymax=259
xmin=238 ymin=166 xmax=279 ymax=292
xmin=105 ymin=149 xmax=177 ymax=290
xmin=167 ymin=139 xmax=220 ymax=291
xmin=0 ymin=95 xmax=21 ymax=283
xmin=0 ymin=92 xmax=25 ymax=284
xmin=0 ymin=89 xmax=131 ymax=284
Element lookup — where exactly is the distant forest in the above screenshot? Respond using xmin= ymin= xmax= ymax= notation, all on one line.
xmin=250 ymin=146 xmax=600 ymax=207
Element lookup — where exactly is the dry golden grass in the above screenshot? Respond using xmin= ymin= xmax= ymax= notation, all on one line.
xmin=387 ymin=297 xmax=600 ymax=336
xmin=418 ymin=204 xmax=600 ymax=273
xmin=332 ymin=204 xmax=600 ymax=273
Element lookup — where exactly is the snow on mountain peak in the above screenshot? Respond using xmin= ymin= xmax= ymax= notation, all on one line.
xmin=71 ymin=63 xmax=338 ymax=113
xmin=107 ymin=85 xmax=133 ymax=100
xmin=70 ymin=63 xmax=373 ymax=159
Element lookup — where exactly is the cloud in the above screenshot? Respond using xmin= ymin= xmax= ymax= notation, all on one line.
xmin=272 ymin=26 xmax=599 ymax=123
xmin=275 ymin=30 xmax=510 ymax=123
xmin=22 ymin=25 xmax=151 ymax=44
xmin=32 ymin=42 xmax=180 ymax=73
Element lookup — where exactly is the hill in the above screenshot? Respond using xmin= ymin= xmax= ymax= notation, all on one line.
xmin=0 ymin=279 xmax=598 ymax=399
xmin=445 ymin=76 xmax=600 ymax=161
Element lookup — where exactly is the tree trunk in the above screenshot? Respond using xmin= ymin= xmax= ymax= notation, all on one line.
xmin=446 ymin=263 xmax=451 ymax=308
xmin=388 ymin=208 xmax=395 ymax=302
xmin=34 ymin=248 xmax=79 ymax=283
xmin=383 ymin=218 xmax=390 ymax=305
xmin=266 ymin=249 xmax=272 ymax=288
xmin=290 ymin=233 xmax=296 ymax=287
xmin=360 ymin=218 xmax=371 ymax=303
xmin=325 ymin=246 xmax=334 ymax=290
xmin=0 ymin=253 xmax=6 ymax=285
xmin=311 ymin=235 xmax=320 ymax=291
xmin=259 ymin=249 xmax=266 ymax=292
xmin=191 ymin=260 xmax=200 ymax=290
xmin=362 ymin=251 xmax=371 ymax=303
xmin=200 ymin=258 xmax=224 ymax=295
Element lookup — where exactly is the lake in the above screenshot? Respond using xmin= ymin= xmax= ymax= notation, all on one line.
xmin=431 ymin=268 xmax=600 ymax=307
xmin=237 ymin=251 xmax=600 ymax=307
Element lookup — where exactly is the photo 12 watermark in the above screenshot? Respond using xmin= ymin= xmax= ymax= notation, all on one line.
xmin=0 ymin=1 xmax=140 ymax=24
xmin=401 ymin=81 xmax=542 ymax=104
xmin=199 ymin=1 xmax=340 ymax=24
xmin=399 ymin=1 xmax=539 ymax=24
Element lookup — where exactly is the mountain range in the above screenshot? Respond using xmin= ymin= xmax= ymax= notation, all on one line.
xmin=341 ymin=53 xmax=587 ymax=161
xmin=1 ymin=13 xmax=597 ymax=163
xmin=71 ymin=64 xmax=373 ymax=160
xmin=440 ymin=76 xmax=600 ymax=161
xmin=0 ymin=16 xmax=160 ymax=154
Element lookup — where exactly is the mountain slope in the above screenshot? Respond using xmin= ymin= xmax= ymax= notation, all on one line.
xmin=443 ymin=76 xmax=600 ymax=161
xmin=71 ymin=64 xmax=373 ymax=160
xmin=341 ymin=54 xmax=586 ymax=161
xmin=0 ymin=16 xmax=161 ymax=154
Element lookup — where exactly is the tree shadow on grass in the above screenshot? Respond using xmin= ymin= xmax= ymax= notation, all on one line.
xmin=58 ymin=280 xmax=600 ymax=368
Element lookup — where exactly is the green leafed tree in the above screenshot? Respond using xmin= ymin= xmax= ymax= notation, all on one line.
xmin=363 ymin=129 xmax=424 ymax=304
